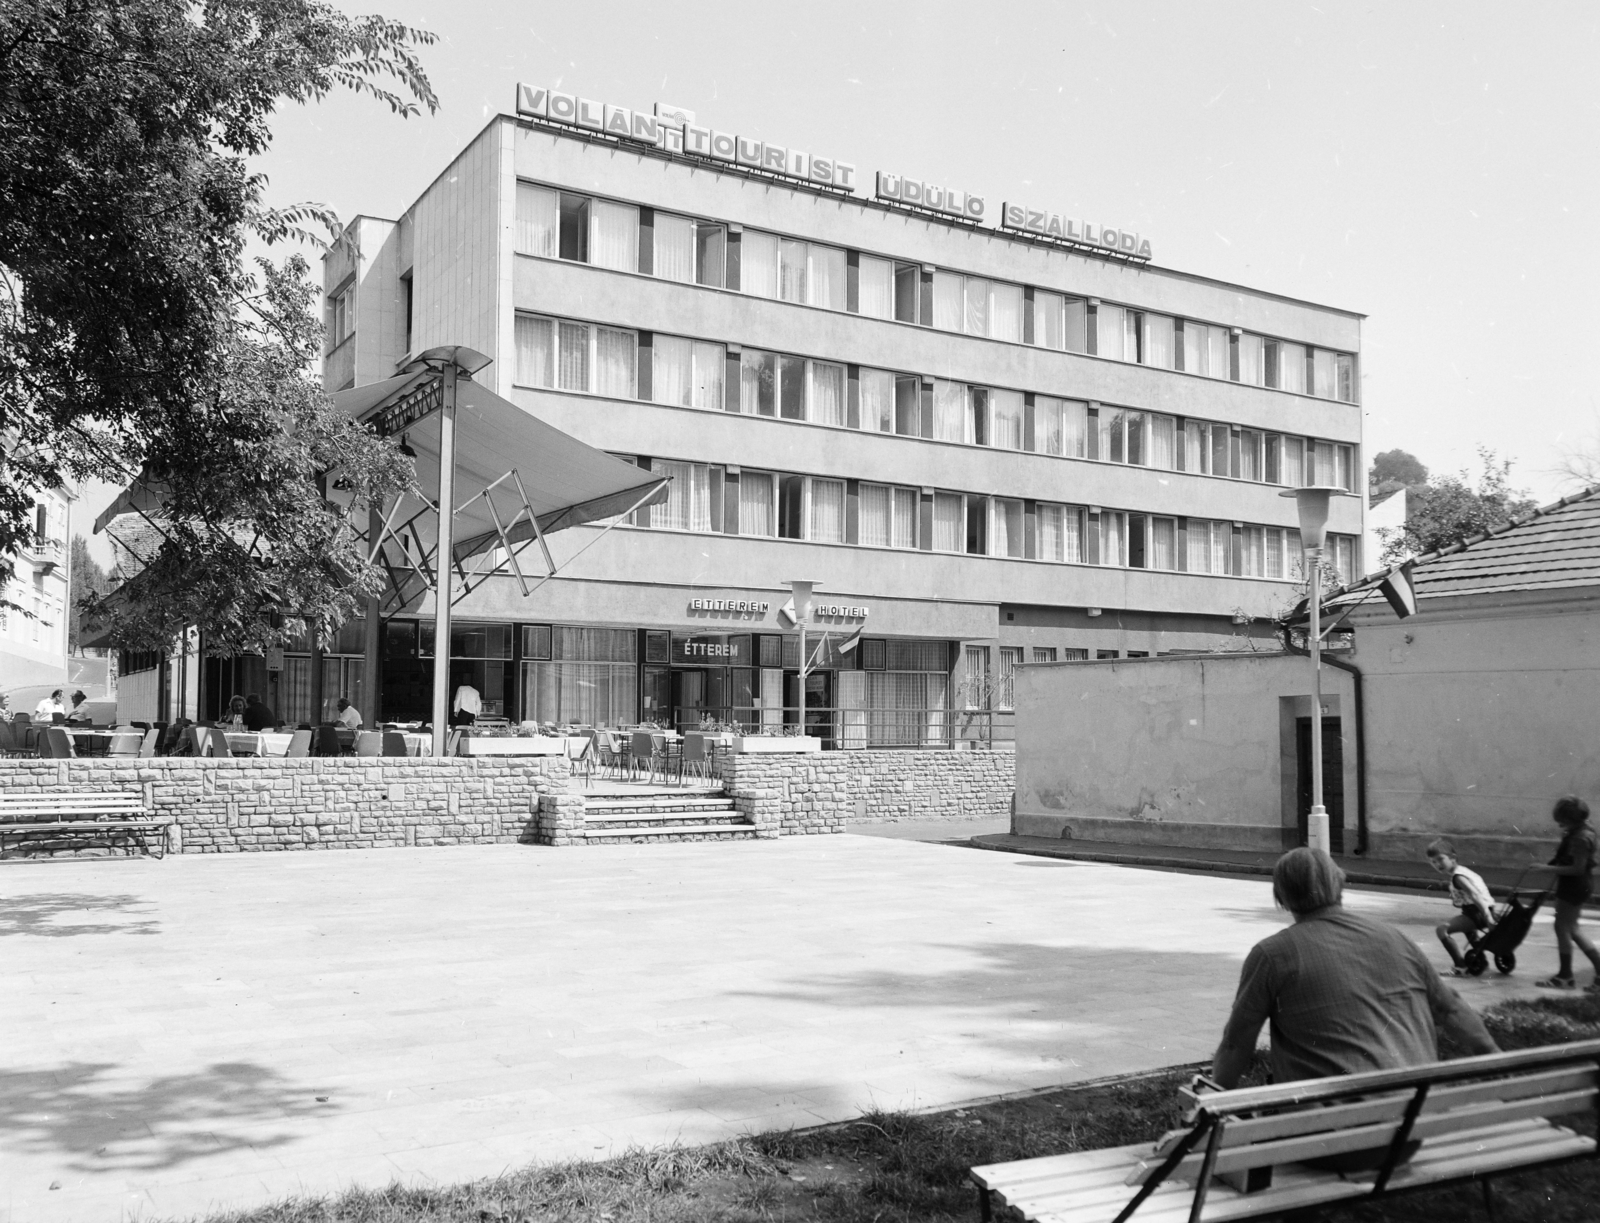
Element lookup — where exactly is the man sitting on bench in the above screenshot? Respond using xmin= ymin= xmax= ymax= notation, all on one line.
xmin=1210 ymin=847 xmax=1500 ymax=1169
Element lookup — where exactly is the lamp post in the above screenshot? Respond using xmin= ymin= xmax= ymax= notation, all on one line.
xmin=786 ymin=580 xmax=817 ymax=735
xmin=1278 ymin=486 xmax=1346 ymax=855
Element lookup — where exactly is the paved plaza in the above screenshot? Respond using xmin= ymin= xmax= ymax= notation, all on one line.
xmin=1 ymin=836 xmax=1557 ymax=1223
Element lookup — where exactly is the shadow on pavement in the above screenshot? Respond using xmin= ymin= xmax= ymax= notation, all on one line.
xmin=0 ymin=1061 xmax=339 ymax=1172
xmin=0 ymin=892 xmax=160 ymax=938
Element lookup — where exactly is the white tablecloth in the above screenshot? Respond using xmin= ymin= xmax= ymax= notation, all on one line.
xmin=225 ymin=732 xmax=294 ymax=757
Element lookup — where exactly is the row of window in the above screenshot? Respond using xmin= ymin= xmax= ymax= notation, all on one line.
xmin=514 ymin=181 xmax=1359 ymax=402
xmin=513 ymin=313 xmax=1361 ymax=491
xmin=631 ymin=459 xmax=1360 ymax=583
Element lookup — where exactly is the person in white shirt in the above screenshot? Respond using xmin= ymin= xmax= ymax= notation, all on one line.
xmin=1428 ymin=838 xmax=1498 ymax=976
xmin=451 ymin=678 xmax=481 ymax=725
xmin=335 ymin=698 xmax=363 ymax=730
xmin=35 ymin=689 xmax=65 ymax=721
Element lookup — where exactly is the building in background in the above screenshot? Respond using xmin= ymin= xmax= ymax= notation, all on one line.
xmin=300 ymin=89 xmax=1366 ymax=743
xmin=0 ymin=484 xmax=74 ymax=693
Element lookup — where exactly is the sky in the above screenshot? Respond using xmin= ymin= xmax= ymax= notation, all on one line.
xmin=73 ymin=1 xmax=1600 ymax=560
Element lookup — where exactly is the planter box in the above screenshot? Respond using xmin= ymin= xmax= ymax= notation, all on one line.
xmin=731 ymin=736 xmax=822 ymax=754
xmin=456 ymin=736 xmax=568 ymax=756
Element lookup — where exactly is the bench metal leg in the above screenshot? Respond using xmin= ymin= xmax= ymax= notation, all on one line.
xmin=975 ymin=1182 xmax=992 ymax=1222
xmin=1481 ymin=1177 xmax=1497 ymax=1222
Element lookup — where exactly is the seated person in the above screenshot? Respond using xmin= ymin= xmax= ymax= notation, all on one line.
xmin=335 ymin=698 xmax=363 ymax=730
xmin=218 ymin=695 xmax=247 ymax=727
xmin=66 ymin=690 xmax=92 ymax=723
xmin=242 ymin=693 xmax=277 ymax=732
xmin=34 ymin=689 xmax=66 ymax=722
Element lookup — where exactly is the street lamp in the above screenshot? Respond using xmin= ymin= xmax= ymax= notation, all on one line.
xmin=785 ymin=580 xmax=818 ymax=734
xmin=1278 ymin=486 xmax=1352 ymax=854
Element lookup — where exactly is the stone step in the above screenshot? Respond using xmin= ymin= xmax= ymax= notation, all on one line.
xmin=585 ymin=798 xmax=736 ymax=816
xmin=580 ymin=822 xmax=758 ymax=841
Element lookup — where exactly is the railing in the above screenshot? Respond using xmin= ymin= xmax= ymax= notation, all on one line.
xmin=671 ymin=705 xmax=1014 ymax=750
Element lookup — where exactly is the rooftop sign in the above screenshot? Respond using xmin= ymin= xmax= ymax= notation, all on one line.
xmin=875 ymin=172 xmax=986 ymax=222
xmin=1001 ymin=202 xmax=1152 ymax=260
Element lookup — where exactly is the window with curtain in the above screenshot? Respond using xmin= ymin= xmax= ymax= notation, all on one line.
xmin=1211 ymin=423 xmax=1231 ymax=477
xmin=595 ymin=327 xmax=636 ymax=397
xmin=690 ymin=341 xmax=723 ymax=410
xmin=964 ymin=276 xmax=990 ymax=337
xmin=741 ymin=230 xmax=780 ymax=298
xmin=654 ymin=460 xmax=713 ymax=532
xmin=652 ymin=212 xmax=696 ymax=282
xmin=1237 ymin=333 xmax=1263 ymax=385
xmin=514 ymin=315 xmax=554 ymax=387
xmin=1125 ymin=310 xmax=1143 ymax=363
xmin=1037 ymin=503 xmax=1063 ymax=561
xmin=1288 ymin=529 xmax=1305 ymax=579
xmin=1279 ymin=342 xmax=1307 ymax=394
xmin=740 ymin=349 xmax=777 ymax=416
xmin=859 ymin=483 xmax=891 ymax=547
xmin=1035 ymin=397 xmax=1063 ymax=456
xmin=588 ymin=200 xmax=639 ymax=272
xmin=1063 ymin=297 xmax=1089 ymax=352
xmin=892 ymin=488 xmax=917 ymax=549
xmin=1151 ymin=518 xmax=1177 ymax=571
xmin=1187 ymin=519 xmax=1215 ymax=573
xmin=515 ymin=182 xmax=558 ymax=257
xmin=1264 ymin=434 xmax=1282 ymax=484
xmin=695 ymin=223 xmax=726 ymax=287
xmin=857 ymin=255 xmax=894 ymax=319
xmin=1211 ymin=328 xmax=1231 ymax=379
xmin=991 ymin=390 xmax=1024 ymax=450
xmin=860 ymin=368 xmax=894 ymax=432
xmin=1312 ymin=440 xmax=1336 ymax=486
xmin=932 ymin=492 xmax=963 ymax=552
xmin=653 ymin=335 xmax=693 ymax=406
xmin=1241 ymin=526 xmax=1265 ymax=577
xmin=992 ymin=498 xmax=1024 ymax=558
xmin=967 ymin=387 xmax=988 ymax=446
xmin=1144 ymin=314 xmax=1174 ymax=369
xmin=1100 ymin=511 xmax=1127 ymax=566
xmin=1182 ymin=322 xmax=1210 ymax=376
xmin=1239 ymin=429 xmax=1263 ymax=482
xmin=1096 ymin=304 xmax=1125 ymax=360
xmin=990 ymin=282 xmax=1022 ymax=342
xmin=1184 ymin=419 xmax=1206 ymax=473
xmin=1312 ymin=348 xmax=1335 ymax=399
xmin=558 ymin=320 xmax=590 ymax=391
xmin=1283 ymin=436 xmax=1306 ymax=486
xmin=809 ymin=361 xmax=845 ymax=426
xmin=779 ymin=239 xmax=808 ymax=303
xmin=1035 ymin=291 xmax=1064 ymax=349
xmin=809 ymin=244 xmax=846 ymax=310
xmin=738 ymin=471 xmax=775 ymax=536
xmin=1339 ymin=444 xmax=1358 ymax=491
xmin=1265 ymin=527 xmax=1285 ymax=579
xmin=1212 ymin=522 xmax=1231 ymax=574
xmin=932 ymin=271 xmax=963 ymax=331
xmin=809 ymin=479 xmax=845 ymax=543
xmin=1148 ymin=414 xmax=1177 ymax=470
xmin=1336 ymin=353 xmax=1356 ymax=402
xmin=931 ymin=380 xmax=965 ymax=442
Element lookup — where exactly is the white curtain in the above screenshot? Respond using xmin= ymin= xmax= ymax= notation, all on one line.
xmin=652 ymin=335 xmax=692 ymax=406
xmin=741 ymin=230 xmax=779 ymax=298
xmin=1096 ymin=304 xmax=1125 ymax=360
xmin=1063 ymin=298 xmax=1088 ymax=352
xmin=655 ymin=461 xmax=711 ymax=532
xmin=515 ymin=183 xmax=558 ymax=257
xmin=1187 ymin=520 xmax=1212 ymax=573
xmin=857 ymin=255 xmax=894 ymax=320
xmin=1283 ymin=436 xmax=1305 ymax=486
xmin=1312 ymin=441 xmax=1336 ymax=486
xmin=859 ymin=368 xmax=894 ymax=432
xmin=932 ymin=493 xmax=963 ymax=552
xmin=595 ymin=327 xmax=636 ymax=397
xmin=809 ymin=244 xmax=846 ymax=310
xmin=738 ymin=471 xmax=774 ymax=536
xmin=514 ymin=315 xmax=554 ymax=387
xmin=1288 ymin=529 xmax=1305 ymax=579
xmin=1183 ymin=322 xmax=1209 ymax=376
xmin=1241 ymin=526 xmax=1265 ymax=577
xmin=1209 ymin=328 xmax=1231 ymax=380
xmin=558 ymin=320 xmax=590 ymax=391
xmin=991 ymin=389 xmax=1024 ymax=450
xmin=1037 ymin=503 xmax=1063 ymax=561
xmin=1063 ymin=506 xmax=1085 ymax=562
xmin=1124 ymin=310 xmax=1141 ymax=363
xmin=993 ymin=499 xmax=1023 ymax=558
xmin=1212 ymin=521 xmax=1231 ymax=574
xmin=691 ymin=341 xmax=723 ymax=410
xmin=1062 ymin=400 xmax=1088 ymax=457
xmin=1265 ymin=528 xmax=1285 ymax=579
xmin=893 ymin=488 xmax=917 ymax=548
xmin=1101 ymin=512 xmax=1126 ymax=566
xmin=1149 ymin=414 xmax=1176 ymax=469
xmin=990 ymin=282 xmax=1022 ymax=342
xmin=859 ymin=484 xmax=890 ymax=546
xmin=1184 ymin=420 xmax=1205 ymax=473
xmin=1035 ymin=397 xmax=1063 ymax=455
xmin=932 ymin=271 xmax=963 ymax=331
xmin=1144 ymin=313 xmax=1174 ymax=369
xmin=809 ymin=479 xmax=845 ymax=542
xmin=1279 ymin=342 xmax=1307 ymax=394
xmin=652 ymin=212 xmax=695 ymax=282
xmin=809 ymin=361 xmax=845 ymax=426
xmin=779 ymin=239 xmax=809 ymax=303
xmin=964 ymin=277 xmax=990 ymax=336
xmin=1151 ymin=518 xmax=1177 ymax=571
xmin=588 ymin=200 xmax=638 ymax=272
xmin=1238 ymin=333 xmax=1263 ymax=384
xmin=1035 ymin=291 xmax=1064 ymax=349
xmin=740 ymin=349 xmax=774 ymax=415
xmin=932 ymin=380 xmax=964 ymax=442
xmin=1313 ymin=348 xmax=1336 ymax=399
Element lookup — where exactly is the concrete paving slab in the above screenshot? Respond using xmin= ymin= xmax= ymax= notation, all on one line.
xmin=0 ymin=836 xmax=1565 ymax=1223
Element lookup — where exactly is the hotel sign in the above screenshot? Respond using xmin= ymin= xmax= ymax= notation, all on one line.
xmin=517 ymin=84 xmax=857 ymax=192
xmin=811 ymin=603 xmax=868 ymax=620
xmin=1001 ymin=202 xmax=1153 ymax=260
xmin=874 ymin=172 xmax=986 ymax=222
xmin=674 ymin=634 xmax=750 ymax=664
xmin=688 ymin=597 xmax=770 ymax=614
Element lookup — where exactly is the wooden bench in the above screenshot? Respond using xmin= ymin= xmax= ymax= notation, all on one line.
xmin=971 ymin=1040 xmax=1600 ymax=1223
xmin=0 ymin=792 xmax=174 ymax=859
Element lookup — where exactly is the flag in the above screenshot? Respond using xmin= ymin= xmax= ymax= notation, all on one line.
xmin=836 ymin=622 xmax=865 ymax=654
xmin=776 ymin=596 xmax=797 ymax=629
xmin=1379 ymin=560 xmax=1418 ymax=619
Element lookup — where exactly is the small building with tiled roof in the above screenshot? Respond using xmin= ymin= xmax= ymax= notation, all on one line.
xmin=1011 ymin=487 xmax=1600 ymax=868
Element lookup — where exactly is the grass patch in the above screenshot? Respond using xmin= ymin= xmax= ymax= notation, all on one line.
xmin=184 ymin=996 xmax=1600 ymax=1223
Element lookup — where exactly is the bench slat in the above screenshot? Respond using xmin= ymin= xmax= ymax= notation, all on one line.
xmin=972 ymin=1142 xmax=1146 ymax=1189
xmin=0 ymin=821 xmax=171 ymax=830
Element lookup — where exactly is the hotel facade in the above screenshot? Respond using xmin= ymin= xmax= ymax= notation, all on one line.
xmin=275 ymin=90 xmax=1365 ymax=742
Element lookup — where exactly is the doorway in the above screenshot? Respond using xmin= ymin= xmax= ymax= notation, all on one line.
xmin=1295 ymin=716 xmax=1345 ymax=854
xmin=784 ymin=670 xmax=834 ymax=746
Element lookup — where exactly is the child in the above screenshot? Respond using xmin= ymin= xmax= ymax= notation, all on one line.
xmin=1534 ymin=796 xmax=1600 ymax=990
xmin=1427 ymin=838 xmax=1496 ymax=976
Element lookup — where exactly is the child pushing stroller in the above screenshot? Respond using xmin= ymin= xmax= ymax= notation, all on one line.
xmin=1428 ymin=838 xmax=1498 ymax=977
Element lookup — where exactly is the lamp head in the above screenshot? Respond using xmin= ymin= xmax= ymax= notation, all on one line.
xmin=785 ymin=579 xmax=818 ymax=622
xmin=1279 ymin=486 xmax=1346 ymax=552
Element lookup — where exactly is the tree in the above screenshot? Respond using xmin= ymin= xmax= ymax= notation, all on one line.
xmin=1368 ymin=449 xmax=1429 ymax=499
xmin=0 ymin=0 xmax=436 ymax=647
xmin=67 ymin=533 xmax=110 ymax=652
xmin=1378 ymin=448 xmax=1539 ymax=565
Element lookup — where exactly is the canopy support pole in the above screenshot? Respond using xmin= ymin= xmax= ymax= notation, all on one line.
xmin=363 ymin=499 xmax=385 ymax=727
xmin=430 ymin=363 xmax=459 ymax=759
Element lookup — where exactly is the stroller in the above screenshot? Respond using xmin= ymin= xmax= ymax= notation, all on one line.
xmin=1462 ymin=868 xmax=1548 ymax=976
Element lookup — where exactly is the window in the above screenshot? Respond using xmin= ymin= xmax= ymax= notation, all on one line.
xmin=1100 ymin=511 xmax=1128 ymax=567
xmin=966 ymin=496 xmax=988 ymax=555
xmin=587 ymin=199 xmax=638 ymax=271
xmin=652 ymin=336 xmax=725 ymax=409
xmin=1310 ymin=440 xmax=1337 ymax=487
xmin=1239 ymin=429 xmax=1263 ymax=482
xmin=1037 ymin=503 xmax=1085 ymax=562
xmin=1277 ymin=341 xmax=1307 ymax=394
xmin=738 ymin=350 xmax=842 ymax=424
xmin=1101 ymin=409 xmax=1151 ymax=466
xmin=963 ymin=646 xmax=989 ymax=709
xmin=860 ymin=484 xmax=917 ymax=549
xmin=997 ymin=647 xmax=1024 ymax=710
xmin=514 ymin=314 xmax=637 ymax=397
xmin=741 ymin=231 xmax=845 ymax=308
xmin=1283 ymin=436 xmax=1306 ymax=486
xmin=1148 ymin=414 xmax=1177 ymax=470
xmin=1237 ymin=333 xmax=1263 ymax=385
xmin=992 ymin=498 xmax=1024 ymax=558
xmin=932 ymin=492 xmax=964 ymax=552
xmin=1034 ymin=397 xmax=1088 ymax=458
xmin=1096 ymin=304 xmax=1126 ymax=360
xmin=523 ymin=626 xmax=637 ymax=727
xmin=1150 ymin=517 xmax=1178 ymax=571
xmin=990 ymin=390 xmax=1024 ymax=450
xmin=558 ymin=192 xmax=589 ymax=261
xmin=859 ymin=368 xmax=893 ymax=432
xmin=1241 ymin=525 xmax=1266 ymax=577
xmin=1033 ymin=647 xmax=1058 ymax=663
xmin=894 ymin=262 xmax=921 ymax=323
xmin=651 ymin=212 xmax=727 ymax=286
xmin=857 ymin=255 xmax=895 ymax=319
xmin=1335 ymin=353 xmax=1356 ymax=403
xmin=1143 ymin=313 xmax=1175 ymax=369
xmin=739 ymin=471 xmax=775 ymax=536
xmin=739 ymin=349 xmax=777 ymax=416
xmin=1180 ymin=321 xmax=1230 ymax=379
xmin=778 ymin=474 xmax=805 ymax=538
xmin=328 ymin=283 xmax=354 ymax=348
xmin=515 ymin=182 xmax=559 ymax=257
xmin=810 ymin=361 xmax=846 ymax=426
xmin=1330 ymin=534 xmax=1357 ymax=585
xmin=807 ymin=478 xmax=845 ymax=543
xmin=1265 ymin=527 xmax=1286 ymax=579
xmin=1337 ymin=444 xmax=1358 ymax=492
xmin=1032 ymin=291 xmax=1088 ymax=352
xmin=654 ymin=461 xmax=715 ymax=532
xmin=1186 ymin=519 xmax=1231 ymax=575
xmin=931 ymin=380 xmax=964 ymax=443
xmin=931 ymin=272 xmax=1022 ymax=341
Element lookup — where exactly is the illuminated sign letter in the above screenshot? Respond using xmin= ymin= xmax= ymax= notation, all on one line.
xmin=516 ymin=84 xmax=548 ymax=117
xmin=876 ymin=171 xmax=901 ymax=199
xmin=1002 ymin=202 xmax=1025 ymax=228
xmin=761 ymin=143 xmax=787 ymax=172
xmin=631 ymin=112 xmax=659 ymax=144
xmin=684 ymin=125 xmax=712 ymax=155
xmin=710 ymin=131 xmax=737 ymax=161
xmin=924 ymin=185 xmax=945 ymax=210
xmin=548 ymin=91 xmax=577 ymax=122
xmin=966 ymin=195 xmax=986 ymax=221
xmin=1100 ymin=227 xmax=1119 ymax=248
xmin=1082 ymin=222 xmax=1098 ymax=244
xmin=901 ymin=178 xmax=924 ymax=204
xmin=604 ymin=104 xmax=632 ymax=136
xmin=1137 ymin=239 xmax=1153 ymax=259
xmin=1045 ymin=212 xmax=1065 ymax=238
xmin=1066 ymin=219 xmax=1082 ymax=241
xmin=736 ymin=137 xmax=763 ymax=166
xmin=1119 ymin=231 xmax=1138 ymax=253
xmin=810 ymin=156 xmax=835 ymax=184
xmin=662 ymin=126 xmax=685 ymax=153
xmin=787 ymin=149 xmax=809 ymax=177
xmin=576 ymin=98 xmax=604 ymax=130
xmin=835 ymin=163 xmax=856 ymax=190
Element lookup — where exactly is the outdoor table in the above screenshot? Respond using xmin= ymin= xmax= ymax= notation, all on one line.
xmin=225 ymin=732 xmax=294 ymax=757
xmin=403 ymin=733 xmax=431 ymax=757
xmin=63 ymin=729 xmax=112 ymax=756
xmin=454 ymin=736 xmax=569 ymax=756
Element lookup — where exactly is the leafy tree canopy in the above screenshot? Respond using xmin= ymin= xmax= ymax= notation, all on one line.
xmin=1378 ymin=448 xmax=1539 ymax=565
xmin=0 ymin=0 xmax=437 ymax=651
xmin=1368 ymin=448 xmax=1429 ymax=498
xmin=67 ymin=532 xmax=109 ymax=651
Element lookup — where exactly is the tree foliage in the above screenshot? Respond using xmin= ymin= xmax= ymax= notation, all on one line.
xmin=1367 ymin=448 xmax=1429 ymax=498
xmin=1378 ymin=448 xmax=1539 ymax=565
xmin=67 ymin=533 xmax=109 ymax=652
xmin=0 ymin=0 xmax=437 ymax=650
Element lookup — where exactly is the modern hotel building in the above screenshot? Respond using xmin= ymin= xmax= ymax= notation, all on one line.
xmin=290 ymin=89 xmax=1365 ymax=741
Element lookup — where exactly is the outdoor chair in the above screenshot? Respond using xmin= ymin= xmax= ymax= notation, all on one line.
xmin=107 ymin=732 xmax=142 ymax=758
xmin=138 ymin=728 xmax=160 ymax=758
xmin=0 ymin=721 xmax=24 ymax=757
xmin=682 ymin=733 xmax=711 ymax=782
xmin=311 ymin=725 xmax=342 ymax=757
xmin=286 ymin=729 xmax=313 ymax=758
xmin=568 ymin=734 xmax=595 ymax=787
xmin=31 ymin=726 xmax=54 ymax=757
xmin=46 ymin=727 xmax=76 ymax=758
xmin=355 ymin=730 xmax=382 ymax=757
xmin=381 ymin=731 xmax=408 ymax=757
xmin=12 ymin=712 xmax=29 ymax=725
xmin=207 ymin=729 xmax=237 ymax=758
xmin=628 ymin=731 xmax=656 ymax=782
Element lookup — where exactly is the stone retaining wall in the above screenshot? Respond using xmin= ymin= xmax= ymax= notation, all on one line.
xmin=721 ymin=748 xmax=1014 ymax=835
xmin=0 ymin=757 xmax=569 ymax=852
